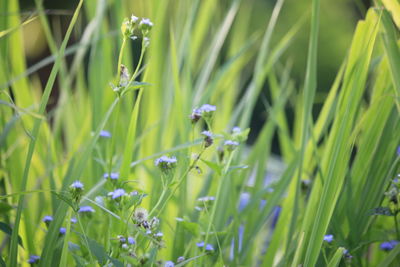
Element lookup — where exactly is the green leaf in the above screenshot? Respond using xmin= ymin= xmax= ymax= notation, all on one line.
xmin=0 ymin=222 xmax=23 ymax=247
xmin=201 ymin=159 xmax=222 ymax=175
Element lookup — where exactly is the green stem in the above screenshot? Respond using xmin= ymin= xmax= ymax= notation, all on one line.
xmin=116 ymin=37 xmax=127 ymax=83
xmin=394 ymin=213 xmax=400 ymax=240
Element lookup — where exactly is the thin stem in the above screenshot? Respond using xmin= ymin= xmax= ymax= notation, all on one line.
xmin=116 ymin=37 xmax=127 ymax=83
xmin=394 ymin=213 xmax=400 ymax=240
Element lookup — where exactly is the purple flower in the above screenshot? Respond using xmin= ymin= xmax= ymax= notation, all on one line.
xmin=71 ymin=217 xmax=77 ymax=224
xmin=100 ymin=130 xmax=111 ymax=138
xmin=397 ymin=146 xmax=400 ymax=156
xmin=199 ymin=104 xmax=216 ymax=113
xmin=42 ymin=215 xmax=53 ymax=223
xmin=70 ymin=181 xmax=84 ymax=189
xmin=232 ymin=127 xmax=241 ymax=133
xmin=224 ymin=140 xmax=239 ymax=151
xmin=108 ymin=188 xmax=126 ymax=199
xmin=128 ymin=237 xmax=135 ymax=245
xmin=323 ymin=234 xmax=334 ymax=243
xmin=103 ymin=172 xmax=119 ymax=180
xmin=164 ymin=261 xmax=175 ymax=267
xmin=190 ymin=108 xmax=202 ymax=123
xmin=78 ymin=206 xmax=95 ymax=213
xmin=155 ymin=155 xmax=177 ymax=172
xmin=155 ymin=232 xmax=163 ymax=237
xmin=59 ymin=227 xmax=66 ymax=235
xmin=196 ymin=241 xmax=214 ymax=251
xmin=380 ymin=240 xmax=399 ymax=251
xmin=28 ymin=255 xmax=40 ymax=264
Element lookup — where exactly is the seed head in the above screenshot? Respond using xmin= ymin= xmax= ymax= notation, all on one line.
xmin=134 ymin=207 xmax=149 ymax=223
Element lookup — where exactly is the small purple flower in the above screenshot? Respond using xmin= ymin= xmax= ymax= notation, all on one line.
xmin=323 ymin=234 xmax=334 ymax=243
xmin=42 ymin=215 xmax=53 ymax=223
xmin=190 ymin=108 xmax=202 ymax=123
xmin=28 ymin=255 xmax=40 ymax=264
xmin=380 ymin=240 xmax=399 ymax=251
xmin=128 ymin=237 xmax=135 ymax=245
xmin=196 ymin=241 xmax=214 ymax=251
xmin=59 ymin=227 xmax=66 ymax=235
xmin=70 ymin=180 xmax=84 ymax=189
xmin=118 ymin=235 xmax=126 ymax=243
xmin=155 ymin=155 xmax=177 ymax=173
xmin=397 ymin=146 xmax=400 ymax=156
xmin=103 ymin=172 xmax=119 ymax=180
xmin=164 ymin=261 xmax=175 ymax=267
xmin=71 ymin=217 xmax=77 ymax=224
xmin=108 ymin=188 xmax=126 ymax=199
xmin=100 ymin=130 xmax=111 ymax=138
xmin=201 ymin=131 xmax=213 ymax=147
xmin=155 ymin=232 xmax=163 ymax=237
xmin=200 ymin=104 xmax=216 ymax=113
xmin=224 ymin=140 xmax=239 ymax=151
xmin=78 ymin=205 xmax=95 ymax=213
xmin=177 ymin=256 xmax=185 ymax=263
xmin=232 ymin=126 xmax=241 ymax=133
xmin=205 ymin=244 xmax=214 ymax=251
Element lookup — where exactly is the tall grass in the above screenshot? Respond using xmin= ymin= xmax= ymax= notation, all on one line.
xmin=1 ymin=0 xmax=400 ymax=266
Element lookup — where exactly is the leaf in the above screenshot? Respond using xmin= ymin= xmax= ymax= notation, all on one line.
xmin=0 ymin=222 xmax=23 ymax=247
xmin=121 ymin=81 xmax=151 ymax=95
xmin=178 ymin=221 xmax=200 ymax=237
xmin=0 ymin=202 xmax=13 ymax=213
xmin=201 ymin=159 xmax=222 ymax=175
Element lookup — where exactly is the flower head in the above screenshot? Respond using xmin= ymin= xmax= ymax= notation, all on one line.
xmin=128 ymin=236 xmax=135 ymax=245
xmin=196 ymin=241 xmax=214 ymax=251
xmin=70 ymin=181 xmax=84 ymax=190
xmin=108 ymin=188 xmax=127 ymax=199
xmin=177 ymin=256 xmax=185 ymax=263
xmin=197 ymin=196 xmax=215 ymax=202
xmin=164 ymin=261 xmax=175 ymax=267
xmin=199 ymin=104 xmax=216 ymax=113
xmin=139 ymin=18 xmax=153 ymax=33
xmin=323 ymin=234 xmax=334 ymax=243
xmin=28 ymin=255 xmax=40 ymax=264
xmin=78 ymin=205 xmax=95 ymax=213
xmin=103 ymin=172 xmax=119 ymax=180
xmin=100 ymin=130 xmax=111 ymax=138
xmin=380 ymin=240 xmax=399 ymax=251
xmin=224 ymin=140 xmax=239 ymax=151
xmin=155 ymin=155 xmax=177 ymax=173
xmin=42 ymin=215 xmax=53 ymax=223
xmin=190 ymin=108 xmax=202 ymax=124
xmin=134 ymin=207 xmax=149 ymax=223
xmin=59 ymin=227 xmax=66 ymax=235
xmin=201 ymin=131 xmax=213 ymax=148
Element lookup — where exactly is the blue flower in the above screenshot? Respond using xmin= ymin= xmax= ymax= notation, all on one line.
xmin=71 ymin=217 xmax=77 ymax=224
xmin=380 ymin=240 xmax=399 ymax=251
xmin=59 ymin=227 xmax=66 ymax=235
xmin=78 ymin=206 xmax=95 ymax=213
xmin=323 ymin=234 xmax=334 ymax=243
xmin=42 ymin=215 xmax=53 ymax=223
xmin=155 ymin=155 xmax=177 ymax=172
xmin=164 ymin=261 xmax=175 ymax=267
xmin=100 ymin=130 xmax=111 ymax=138
xmin=70 ymin=180 xmax=84 ymax=189
xmin=397 ymin=146 xmax=400 ymax=156
xmin=155 ymin=232 xmax=163 ymax=237
xmin=103 ymin=172 xmax=119 ymax=180
xmin=177 ymin=256 xmax=185 ymax=263
xmin=28 ymin=255 xmax=40 ymax=264
xmin=108 ymin=188 xmax=126 ymax=199
xmin=128 ymin=237 xmax=135 ymax=245
xmin=232 ymin=126 xmax=241 ymax=133
xmin=199 ymin=104 xmax=216 ymax=113
xmin=196 ymin=241 xmax=214 ymax=251
xmin=224 ymin=140 xmax=239 ymax=151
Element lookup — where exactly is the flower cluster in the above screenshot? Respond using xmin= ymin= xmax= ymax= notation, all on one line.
xmin=190 ymin=104 xmax=216 ymax=124
xmin=155 ymin=155 xmax=177 ymax=174
xmin=121 ymin=15 xmax=153 ymax=39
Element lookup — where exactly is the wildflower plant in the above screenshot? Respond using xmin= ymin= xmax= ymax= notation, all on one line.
xmin=2 ymin=1 xmax=400 ymax=267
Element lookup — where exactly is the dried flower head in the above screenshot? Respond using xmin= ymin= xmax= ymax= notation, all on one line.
xmin=201 ymin=131 xmax=213 ymax=148
xmin=134 ymin=207 xmax=149 ymax=223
